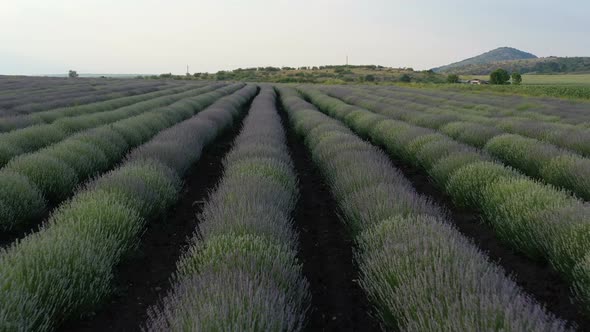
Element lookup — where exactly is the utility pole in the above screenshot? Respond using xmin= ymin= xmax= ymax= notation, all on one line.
xmin=186 ymin=65 xmax=190 ymax=76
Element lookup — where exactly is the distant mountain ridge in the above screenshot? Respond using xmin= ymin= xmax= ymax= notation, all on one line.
xmin=433 ymin=47 xmax=538 ymax=73
xmin=438 ymin=57 xmax=590 ymax=75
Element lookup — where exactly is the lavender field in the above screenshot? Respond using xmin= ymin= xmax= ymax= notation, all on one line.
xmin=1 ymin=76 xmax=590 ymax=331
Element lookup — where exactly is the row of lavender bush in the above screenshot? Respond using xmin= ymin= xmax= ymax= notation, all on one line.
xmin=2 ymin=81 xmax=169 ymax=115
xmin=361 ymin=85 xmax=590 ymax=124
xmin=279 ymin=86 xmax=567 ymax=331
xmin=0 ymin=84 xmax=240 ymax=232
xmin=300 ymin=86 xmax=590 ymax=314
xmin=0 ymin=79 xmax=167 ymax=115
xmin=334 ymin=86 xmax=590 ymax=157
xmin=323 ymin=86 xmax=590 ymax=200
xmin=146 ymin=87 xmax=310 ymax=331
xmin=0 ymin=84 xmax=225 ymax=167
xmin=0 ymin=84 xmax=200 ymax=132
xmin=0 ymin=85 xmax=257 ymax=331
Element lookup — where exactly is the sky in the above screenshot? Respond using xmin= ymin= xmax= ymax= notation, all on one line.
xmin=1 ymin=0 xmax=588 ymax=75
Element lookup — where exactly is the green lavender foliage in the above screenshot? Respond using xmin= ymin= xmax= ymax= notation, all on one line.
xmin=0 ymin=85 xmax=257 ymax=331
xmin=281 ymin=86 xmax=566 ymax=331
xmin=146 ymin=87 xmax=310 ymax=331
xmin=0 ymin=84 xmax=242 ymax=231
xmin=300 ymin=85 xmax=590 ymax=313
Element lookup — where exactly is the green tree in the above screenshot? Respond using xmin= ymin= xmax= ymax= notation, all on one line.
xmin=399 ymin=74 xmax=411 ymax=83
xmin=216 ymin=71 xmax=227 ymax=80
xmin=68 ymin=70 xmax=78 ymax=78
xmin=447 ymin=74 xmax=460 ymax=83
xmin=364 ymin=74 xmax=376 ymax=82
xmin=490 ymin=68 xmax=510 ymax=85
xmin=511 ymin=72 xmax=522 ymax=85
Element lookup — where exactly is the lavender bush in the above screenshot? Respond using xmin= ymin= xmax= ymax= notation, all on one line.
xmin=280 ymin=86 xmax=567 ymax=331
xmin=0 ymin=85 xmax=257 ymax=331
xmin=145 ymin=87 xmax=310 ymax=331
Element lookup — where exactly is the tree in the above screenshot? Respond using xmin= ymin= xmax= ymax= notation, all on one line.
xmin=447 ymin=74 xmax=460 ymax=83
xmin=68 ymin=70 xmax=78 ymax=78
xmin=216 ymin=71 xmax=227 ymax=80
xmin=489 ymin=68 xmax=510 ymax=84
xmin=511 ymin=72 xmax=522 ymax=85
xmin=364 ymin=74 xmax=376 ymax=82
xmin=399 ymin=74 xmax=411 ymax=83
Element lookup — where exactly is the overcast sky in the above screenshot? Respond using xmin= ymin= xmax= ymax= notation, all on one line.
xmin=1 ymin=0 xmax=588 ymax=75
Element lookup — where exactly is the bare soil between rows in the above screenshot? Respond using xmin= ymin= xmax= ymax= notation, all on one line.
xmin=60 ymin=104 xmax=250 ymax=332
xmin=278 ymin=99 xmax=382 ymax=332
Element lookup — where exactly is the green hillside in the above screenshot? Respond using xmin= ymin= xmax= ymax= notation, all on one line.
xmin=144 ymin=65 xmax=447 ymax=84
xmin=436 ymin=56 xmax=590 ymax=75
xmin=433 ymin=47 xmax=537 ymax=72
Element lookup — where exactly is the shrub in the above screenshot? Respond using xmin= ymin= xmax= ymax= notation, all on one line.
xmin=484 ymin=134 xmax=565 ymax=178
xmin=0 ymin=171 xmax=46 ymax=231
xmin=87 ymin=161 xmax=180 ymax=218
xmin=0 ymin=125 xmax=68 ymax=166
xmin=5 ymin=154 xmax=78 ymax=203
xmin=446 ymin=161 xmax=522 ymax=207
xmin=281 ymin=86 xmax=564 ymax=330
xmin=70 ymin=128 xmax=129 ymax=164
xmin=490 ymin=68 xmax=510 ymax=85
xmin=0 ymin=84 xmax=258 ymax=331
xmin=415 ymin=139 xmax=472 ymax=171
xmin=43 ymin=141 xmax=109 ymax=180
xmin=541 ymin=155 xmax=590 ymax=200
xmin=147 ymin=265 xmax=305 ymax=331
xmin=146 ymin=87 xmax=309 ymax=331
xmin=428 ymin=151 xmax=489 ymax=187
xmin=535 ymin=205 xmax=590 ymax=276
xmin=573 ymin=253 xmax=590 ymax=312
xmin=512 ymin=72 xmax=523 ymax=85
xmin=226 ymin=158 xmax=296 ymax=190
xmin=399 ymin=74 xmax=411 ymax=83
xmin=316 ymin=85 xmax=590 ymax=313
xmin=480 ymin=177 xmax=577 ymax=258
xmin=405 ymin=133 xmax=446 ymax=165
xmin=440 ymin=121 xmax=502 ymax=148
xmin=447 ymin=74 xmax=460 ymax=83
xmin=357 ymin=215 xmax=565 ymax=331
xmin=407 ymin=113 xmax=458 ymax=129
xmin=0 ymin=141 xmax=24 ymax=167
xmin=0 ymin=190 xmax=142 ymax=331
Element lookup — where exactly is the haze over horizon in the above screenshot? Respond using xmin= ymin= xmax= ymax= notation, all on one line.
xmin=1 ymin=0 xmax=588 ymax=75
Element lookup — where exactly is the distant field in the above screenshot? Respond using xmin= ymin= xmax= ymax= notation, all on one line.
xmin=462 ymin=74 xmax=590 ymax=85
xmin=523 ymin=74 xmax=590 ymax=85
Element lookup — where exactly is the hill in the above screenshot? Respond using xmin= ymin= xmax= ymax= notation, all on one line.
xmin=433 ymin=47 xmax=537 ymax=73
xmin=435 ymin=56 xmax=590 ymax=75
xmin=144 ymin=65 xmax=447 ymax=84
